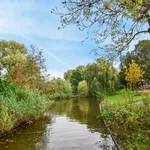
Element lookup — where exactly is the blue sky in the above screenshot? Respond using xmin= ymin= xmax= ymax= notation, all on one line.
xmin=0 ymin=0 xmax=149 ymax=78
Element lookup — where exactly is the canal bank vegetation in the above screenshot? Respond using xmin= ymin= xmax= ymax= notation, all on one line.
xmin=99 ymin=40 xmax=150 ymax=149
xmin=0 ymin=40 xmax=72 ymax=133
xmin=1 ymin=38 xmax=150 ymax=149
xmin=54 ymin=1 xmax=150 ymax=149
xmin=100 ymin=90 xmax=150 ymax=150
xmin=64 ymin=58 xmax=119 ymax=99
xmin=64 ymin=40 xmax=150 ymax=149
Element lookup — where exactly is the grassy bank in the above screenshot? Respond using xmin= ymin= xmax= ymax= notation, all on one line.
xmin=100 ymin=90 xmax=150 ymax=150
xmin=0 ymin=81 xmax=52 ymax=134
xmin=47 ymin=93 xmax=76 ymax=100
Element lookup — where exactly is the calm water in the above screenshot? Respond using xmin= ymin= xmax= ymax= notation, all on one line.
xmin=0 ymin=98 xmax=117 ymax=150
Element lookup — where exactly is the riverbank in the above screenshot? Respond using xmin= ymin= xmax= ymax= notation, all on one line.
xmin=47 ymin=93 xmax=78 ymax=100
xmin=0 ymin=98 xmax=117 ymax=150
xmin=100 ymin=90 xmax=150 ymax=149
xmin=0 ymin=84 xmax=52 ymax=135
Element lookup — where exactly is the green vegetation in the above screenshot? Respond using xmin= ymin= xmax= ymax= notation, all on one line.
xmin=0 ymin=80 xmax=51 ymax=133
xmin=100 ymin=90 xmax=150 ymax=149
xmin=42 ymin=78 xmax=72 ymax=97
xmin=54 ymin=1 xmax=150 ymax=148
xmin=77 ymin=80 xmax=88 ymax=97
xmin=0 ymin=40 xmax=72 ymax=133
xmin=65 ymin=58 xmax=119 ymax=98
xmin=0 ymin=39 xmax=150 ymax=149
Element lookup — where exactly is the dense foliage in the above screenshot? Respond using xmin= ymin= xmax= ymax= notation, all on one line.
xmin=85 ymin=59 xmax=119 ymax=97
xmin=0 ymin=40 xmax=72 ymax=133
xmin=64 ymin=58 xmax=119 ymax=98
xmin=125 ymin=60 xmax=144 ymax=88
xmin=77 ymin=80 xmax=88 ymax=97
xmin=120 ymin=40 xmax=150 ymax=88
xmin=64 ymin=66 xmax=85 ymax=94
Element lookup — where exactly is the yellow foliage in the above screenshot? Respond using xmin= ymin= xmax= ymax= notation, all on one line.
xmin=125 ymin=60 xmax=144 ymax=85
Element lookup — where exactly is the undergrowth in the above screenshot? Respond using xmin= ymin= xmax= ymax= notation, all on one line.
xmin=99 ymin=90 xmax=150 ymax=150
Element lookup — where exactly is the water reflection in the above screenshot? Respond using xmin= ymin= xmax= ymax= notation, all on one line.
xmin=1 ymin=98 xmax=117 ymax=150
xmin=37 ymin=98 xmax=116 ymax=150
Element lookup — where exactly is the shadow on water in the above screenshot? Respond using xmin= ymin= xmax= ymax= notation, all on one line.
xmin=0 ymin=98 xmax=117 ymax=150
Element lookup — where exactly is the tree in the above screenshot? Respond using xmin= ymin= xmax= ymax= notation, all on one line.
xmin=0 ymin=40 xmax=27 ymax=71
xmin=131 ymin=40 xmax=150 ymax=81
xmin=77 ymin=80 xmax=88 ymax=97
xmin=125 ymin=60 xmax=144 ymax=88
xmin=64 ymin=65 xmax=85 ymax=94
xmin=85 ymin=58 xmax=119 ymax=97
xmin=0 ymin=40 xmax=48 ymax=90
xmin=53 ymin=0 xmax=150 ymax=57
xmin=120 ymin=40 xmax=150 ymax=87
xmin=64 ymin=69 xmax=73 ymax=82
xmin=120 ymin=52 xmax=134 ymax=89
xmin=43 ymin=78 xmax=72 ymax=95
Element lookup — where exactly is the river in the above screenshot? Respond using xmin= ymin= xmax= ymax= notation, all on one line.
xmin=0 ymin=98 xmax=117 ymax=150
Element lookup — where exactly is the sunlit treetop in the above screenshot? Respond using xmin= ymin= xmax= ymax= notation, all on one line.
xmin=53 ymin=0 xmax=150 ymax=58
xmin=125 ymin=60 xmax=144 ymax=85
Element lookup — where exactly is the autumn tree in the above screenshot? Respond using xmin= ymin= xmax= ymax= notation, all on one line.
xmin=120 ymin=40 xmax=150 ymax=89
xmin=53 ymin=0 xmax=150 ymax=57
xmin=125 ymin=60 xmax=144 ymax=88
xmin=0 ymin=40 xmax=48 ymax=89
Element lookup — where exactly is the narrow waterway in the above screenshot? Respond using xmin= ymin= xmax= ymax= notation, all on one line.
xmin=1 ymin=98 xmax=117 ymax=150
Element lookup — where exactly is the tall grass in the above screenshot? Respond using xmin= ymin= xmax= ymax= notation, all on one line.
xmin=0 ymin=80 xmax=52 ymax=133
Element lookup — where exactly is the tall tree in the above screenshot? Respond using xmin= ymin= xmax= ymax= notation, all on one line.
xmin=53 ymin=0 xmax=150 ymax=57
xmin=85 ymin=58 xmax=119 ymax=97
xmin=0 ymin=40 xmax=47 ymax=90
xmin=131 ymin=40 xmax=150 ymax=81
xmin=120 ymin=40 xmax=150 ymax=86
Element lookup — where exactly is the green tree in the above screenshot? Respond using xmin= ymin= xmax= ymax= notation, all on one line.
xmin=85 ymin=58 xmax=119 ymax=97
xmin=131 ymin=40 xmax=150 ymax=81
xmin=64 ymin=65 xmax=85 ymax=94
xmin=64 ymin=69 xmax=73 ymax=82
xmin=43 ymin=78 xmax=72 ymax=95
xmin=77 ymin=80 xmax=88 ymax=97
xmin=0 ymin=40 xmax=27 ymax=71
xmin=120 ymin=40 xmax=150 ymax=88
xmin=120 ymin=52 xmax=134 ymax=89
xmin=0 ymin=40 xmax=47 ymax=90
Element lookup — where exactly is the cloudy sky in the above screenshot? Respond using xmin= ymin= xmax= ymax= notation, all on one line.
xmin=0 ymin=0 xmax=149 ymax=78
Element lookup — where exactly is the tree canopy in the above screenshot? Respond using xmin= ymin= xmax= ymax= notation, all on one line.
xmin=53 ymin=0 xmax=150 ymax=57
xmin=125 ymin=60 xmax=144 ymax=87
xmin=120 ymin=40 xmax=150 ymax=87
